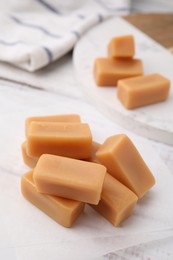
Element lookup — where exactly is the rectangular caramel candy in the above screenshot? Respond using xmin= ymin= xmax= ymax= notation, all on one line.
xmin=33 ymin=154 xmax=106 ymax=204
xmin=108 ymin=35 xmax=135 ymax=58
xmin=117 ymin=73 xmax=170 ymax=109
xmin=96 ymin=134 xmax=155 ymax=198
xmin=27 ymin=122 xmax=92 ymax=159
xmin=91 ymin=173 xmax=138 ymax=226
xmin=94 ymin=58 xmax=143 ymax=86
xmin=25 ymin=114 xmax=81 ymax=136
xmin=22 ymin=140 xmax=101 ymax=169
xmin=21 ymin=141 xmax=38 ymax=168
xmin=21 ymin=171 xmax=85 ymax=227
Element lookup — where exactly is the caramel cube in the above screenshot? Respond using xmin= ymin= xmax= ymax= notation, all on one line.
xmin=33 ymin=154 xmax=106 ymax=204
xmin=25 ymin=114 xmax=81 ymax=136
xmin=94 ymin=58 xmax=143 ymax=86
xmin=22 ymin=140 xmax=101 ymax=169
xmin=96 ymin=134 xmax=155 ymax=198
xmin=108 ymin=35 xmax=135 ymax=58
xmin=117 ymin=73 xmax=170 ymax=109
xmin=21 ymin=171 xmax=85 ymax=227
xmin=27 ymin=122 xmax=92 ymax=159
xmin=91 ymin=173 xmax=138 ymax=226
xmin=21 ymin=141 xmax=38 ymax=168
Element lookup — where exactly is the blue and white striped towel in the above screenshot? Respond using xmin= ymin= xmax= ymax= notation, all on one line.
xmin=0 ymin=0 xmax=130 ymax=71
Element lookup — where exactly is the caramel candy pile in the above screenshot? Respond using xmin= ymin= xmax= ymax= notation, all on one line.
xmin=94 ymin=34 xmax=170 ymax=109
xmin=21 ymin=114 xmax=155 ymax=228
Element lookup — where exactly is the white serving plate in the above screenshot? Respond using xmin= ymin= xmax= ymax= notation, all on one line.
xmin=73 ymin=17 xmax=173 ymax=145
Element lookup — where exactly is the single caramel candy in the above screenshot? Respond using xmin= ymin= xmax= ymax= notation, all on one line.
xmin=94 ymin=58 xmax=143 ymax=86
xmin=108 ymin=35 xmax=135 ymax=58
xmin=88 ymin=144 xmax=138 ymax=225
xmin=96 ymin=134 xmax=155 ymax=198
xmin=91 ymin=173 xmax=138 ymax=226
xmin=117 ymin=73 xmax=170 ymax=109
xmin=25 ymin=114 xmax=81 ymax=136
xmin=33 ymin=154 xmax=106 ymax=205
xmin=21 ymin=140 xmax=98 ymax=169
xmin=21 ymin=141 xmax=38 ymax=168
xmin=21 ymin=171 xmax=85 ymax=227
xmin=27 ymin=122 xmax=92 ymax=159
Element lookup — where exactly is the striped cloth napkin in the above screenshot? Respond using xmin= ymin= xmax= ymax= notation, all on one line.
xmin=0 ymin=0 xmax=130 ymax=71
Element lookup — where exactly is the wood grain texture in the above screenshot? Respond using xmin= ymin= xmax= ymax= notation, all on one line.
xmin=123 ymin=13 xmax=173 ymax=52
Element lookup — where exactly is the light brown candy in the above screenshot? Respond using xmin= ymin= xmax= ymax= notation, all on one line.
xmin=96 ymin=134 xmax=155 ymax=198
xmin=21 ymin=139 xmax=99 ymax=169
xmin=87 ymin=143 xmax=138 ymax=226
xmin=117 ymin=73 xmax=170 ymax=109
xmin=108 ymin=35 xmax=135 ymax=58
xmin=25 ymin=114 xmax=81 ymax=136
xmin=21 ymin=171 xmax=85 ymax=227
xmin=27 ymin=122 xmax=92 ymax=159
xmin=21 ymin=141 xmax=38 ymax=168
xmin=33 ymin=154 xmax=106 ymax=205
xmin=94 ymin=58 xmax=143 ymax=86
xmin=91 ymin=173 xmax=138 ymax=226
xmin=21 ymin=140 xmax=99 ymax=169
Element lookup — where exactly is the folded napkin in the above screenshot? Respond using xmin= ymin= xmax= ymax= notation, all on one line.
xmin=0 ymin=0 xmax=130 ymax=71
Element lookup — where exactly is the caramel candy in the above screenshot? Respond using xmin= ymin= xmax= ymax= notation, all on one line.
xmin=21 ymin=171 xmax=85 ymax=227
xmin=96 ymin=134 xmax=155 ymax=198
xmin=25 ymin=114 xmax=81 ymax=136
xmin=27 ymin=122 xmax=92 ymax=159
xmin=108 ymin=35 xmax=135 ymax=58
xmin=91 ymin=173 xmax=138 ymax=226
xmin=117 ymin=73 xmax=170 ymax=109
xmin=87 ymin=143 xmax=138 ymax=226
xmin=33 ymin=154 xmax=106 ymax=205
xmin=94 ymin=58 xmax=143 ymax=86
xmin=21 ymin=141 xmax=38 ymax=168
xmin=21 ymin=140 xmax=100 ymax=169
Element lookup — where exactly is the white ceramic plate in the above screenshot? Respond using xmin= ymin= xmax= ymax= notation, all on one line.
xmin=73 ymin=17 xmax=173 ymax=145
